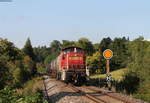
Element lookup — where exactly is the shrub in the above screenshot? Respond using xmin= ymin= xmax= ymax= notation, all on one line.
xmin=0 ymin=88 xmax=48 ymax=103
xmin=0 ymin=88 xmax=22 ymax=103
xmin=134 ymin=80 xmax=150 ymax=102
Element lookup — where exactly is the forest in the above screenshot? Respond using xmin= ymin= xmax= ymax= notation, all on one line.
xmin=0 ymin=36 xmax=150 ymax=102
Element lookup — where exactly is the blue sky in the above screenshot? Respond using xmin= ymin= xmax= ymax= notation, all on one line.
xmin=0 ymin=0 xmax=150 ymax=48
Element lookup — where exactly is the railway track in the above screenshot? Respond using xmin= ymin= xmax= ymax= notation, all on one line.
xmin=43 ymin=76 xmax=142 ymax=103
xmin=67 ymin=84 xmax=107 ymax=103
xmin=81 ymin=86 xmax=135 ymax=103
xmin=67 ymin=84 xmax=125 ymax=103
xmin=43 ymin=77 xmax=50 ymax=101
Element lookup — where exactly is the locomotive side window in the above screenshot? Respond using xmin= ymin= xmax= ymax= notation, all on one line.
xmin=63 ymin=49 xmax=67 ymax=54
xmin=66 ymin=49 xmax=70 ymax=53
xmin=76 ymin=48 xmax=83 ymax=53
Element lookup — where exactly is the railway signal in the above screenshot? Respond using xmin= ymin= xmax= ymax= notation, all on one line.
xmin=103 ymin=49 xmax=113 ymax=90
xmin=103 ymin=49 xmax=113 ymax=73
xmin=103 ymin=49 xmax=113 ymax=59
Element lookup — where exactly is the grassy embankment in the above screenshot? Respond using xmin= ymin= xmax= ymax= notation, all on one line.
xmin=16 ymin=76 xmax=44 ymax=95
xmin=16 ymin=76 xmax=48 ymax=103
xmin=90 ymin=68 xmax=150 ymax=102
xmin=90 ymin=68 xmax=127 ymax=81
xmin=0 ymin=76 xmax=47 ymax=103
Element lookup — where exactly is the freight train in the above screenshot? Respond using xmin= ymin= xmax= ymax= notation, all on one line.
xmin=48 ymin=46 xmax=86 ymax=84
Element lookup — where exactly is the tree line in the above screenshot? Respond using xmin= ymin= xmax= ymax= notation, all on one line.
xmin=0 ymin=36 xmax=129 ymax=89
xmin=0 ymin=38 xmax=47 ymax=103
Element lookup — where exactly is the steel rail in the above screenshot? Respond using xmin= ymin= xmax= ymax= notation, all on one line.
xmin=83 ymin=86 xmax=135 ymax=103
xmin=43 ymin=78 xmax=50 ymax=101
xmin=67 ymin=84 xmax=107 ymax=103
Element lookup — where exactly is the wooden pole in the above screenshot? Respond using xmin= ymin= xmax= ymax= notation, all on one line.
xmin=106 ymin=59 xmax=110 ymax=73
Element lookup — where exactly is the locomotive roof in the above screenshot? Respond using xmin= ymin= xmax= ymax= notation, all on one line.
xmin=62 ymin=46 xmax=83 ymax=51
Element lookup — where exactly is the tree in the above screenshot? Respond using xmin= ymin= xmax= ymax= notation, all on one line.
xmin=121 ymin=37 xmax=150 ymax=101
xmin=13 ymin=67 xmax=24 ymax=87
xmin=76 ymin=38 xmax=94 ymax=56
xmin=99 ymin=37 xmax=112 ymax=52
xmin=33 ymin=46 xmax=50 ymax=63
xmin=62 ymin=40 xmax=75 ymax=48
xmin=44 ymin=40 xmax=61 ymax=65
xmin=0 ymin=56 xmax=10 ymax=89
xmin=23 ymin=38 xmax=35 ymax=61
xmin=44 ymin=52 xmax=59 ymax=65
xmin=0 ymin=38 xmax=23 ymax=61
xmin=110 ymin=37 xmax=129 ymax=70
xmin=93 ymin=43 xmax=100 ymax=51
xmin=23 ymin=56 xmax=37 ymax=78
xmin=86 ymin=51 xmax=102 ymax=74
xmin=127 ymin=38 xmax=150 ymax=79
xmin=0 ymin=38 xmax=23 ymax=89
xmin=50 ymin=40 xmax=61 ymax=53
xmin=36 ymin=63 xmax=46 ymax=74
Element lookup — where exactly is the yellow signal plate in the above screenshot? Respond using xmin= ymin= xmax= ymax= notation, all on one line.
xmin=103 ymin=49 xmax=113 ymax=59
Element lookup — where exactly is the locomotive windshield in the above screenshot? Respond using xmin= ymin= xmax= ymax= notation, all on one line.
xmin=63 ymin=47 xmax=83 ymax=53
xmin=63 ymin=48 xmax=74 ymax=53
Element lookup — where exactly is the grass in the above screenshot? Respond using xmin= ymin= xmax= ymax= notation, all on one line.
xmin=16 ymin=76 xmax=43 ymax=96
xmin=90 ymin=68 xmax=127 ymax=81
xmin=90 ymin=68 xmax=150 ymax=102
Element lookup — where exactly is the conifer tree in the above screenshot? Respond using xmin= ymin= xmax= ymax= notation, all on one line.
xmin=23 ymin=38 xmax=35 ymax=61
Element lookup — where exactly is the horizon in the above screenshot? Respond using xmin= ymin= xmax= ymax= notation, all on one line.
xmin=0 ymin=35 xmax=146 ymax=49
xmin=0 ymin=0 xmax=150 ymax=48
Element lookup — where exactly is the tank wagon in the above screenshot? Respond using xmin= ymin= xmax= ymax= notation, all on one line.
xmin=48 ymin=46 xmax=86 ymax=84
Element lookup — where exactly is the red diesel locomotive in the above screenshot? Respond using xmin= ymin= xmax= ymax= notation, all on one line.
xmin=49 ymin=46 xmax=86 ymax=84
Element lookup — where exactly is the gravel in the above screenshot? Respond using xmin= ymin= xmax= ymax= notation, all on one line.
xmin=43 ymin=76 xmax=148 ymax=103
xmin=43 ymin=76 xmax=94 ymax=103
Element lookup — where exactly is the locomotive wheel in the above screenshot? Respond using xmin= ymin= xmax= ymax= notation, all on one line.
xmin=68 ymin=75 xmax=73 ymax=83
xmin=80 ymin=77 xmax=86 ymax=85
xmin=56 ymin=73 xmax=61 ymax=80
xmin=59 ymin=73 xmax=61 ymax=80
xmin=56 ymin=73 xmax=59 ymax=80
xmin=74 ymin=74 xmax=82 ymax=86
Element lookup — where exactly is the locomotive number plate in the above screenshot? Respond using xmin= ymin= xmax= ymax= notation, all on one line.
xmin=69 ymin=57 xmax=82 ymax=60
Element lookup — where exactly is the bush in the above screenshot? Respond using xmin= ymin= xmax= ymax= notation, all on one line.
xmin=21 ymin=89 xmax=48 ymax=103
xmin=122 ymin=72 xmax=140 ymax=94
xmin=12 ymin=68 xmax=24 ymax=88
xmin=0 ymin=88 xmax=48 ymax=103
xmin=0 ymin=88 xmax=22 ymax=103
xmin=86 ymin=52 xmax=102 ymax=74
xmin=134 ymin=79 xmax=150 ymax=102
xmin=16 ymin=76 xmax=43 ymax=96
